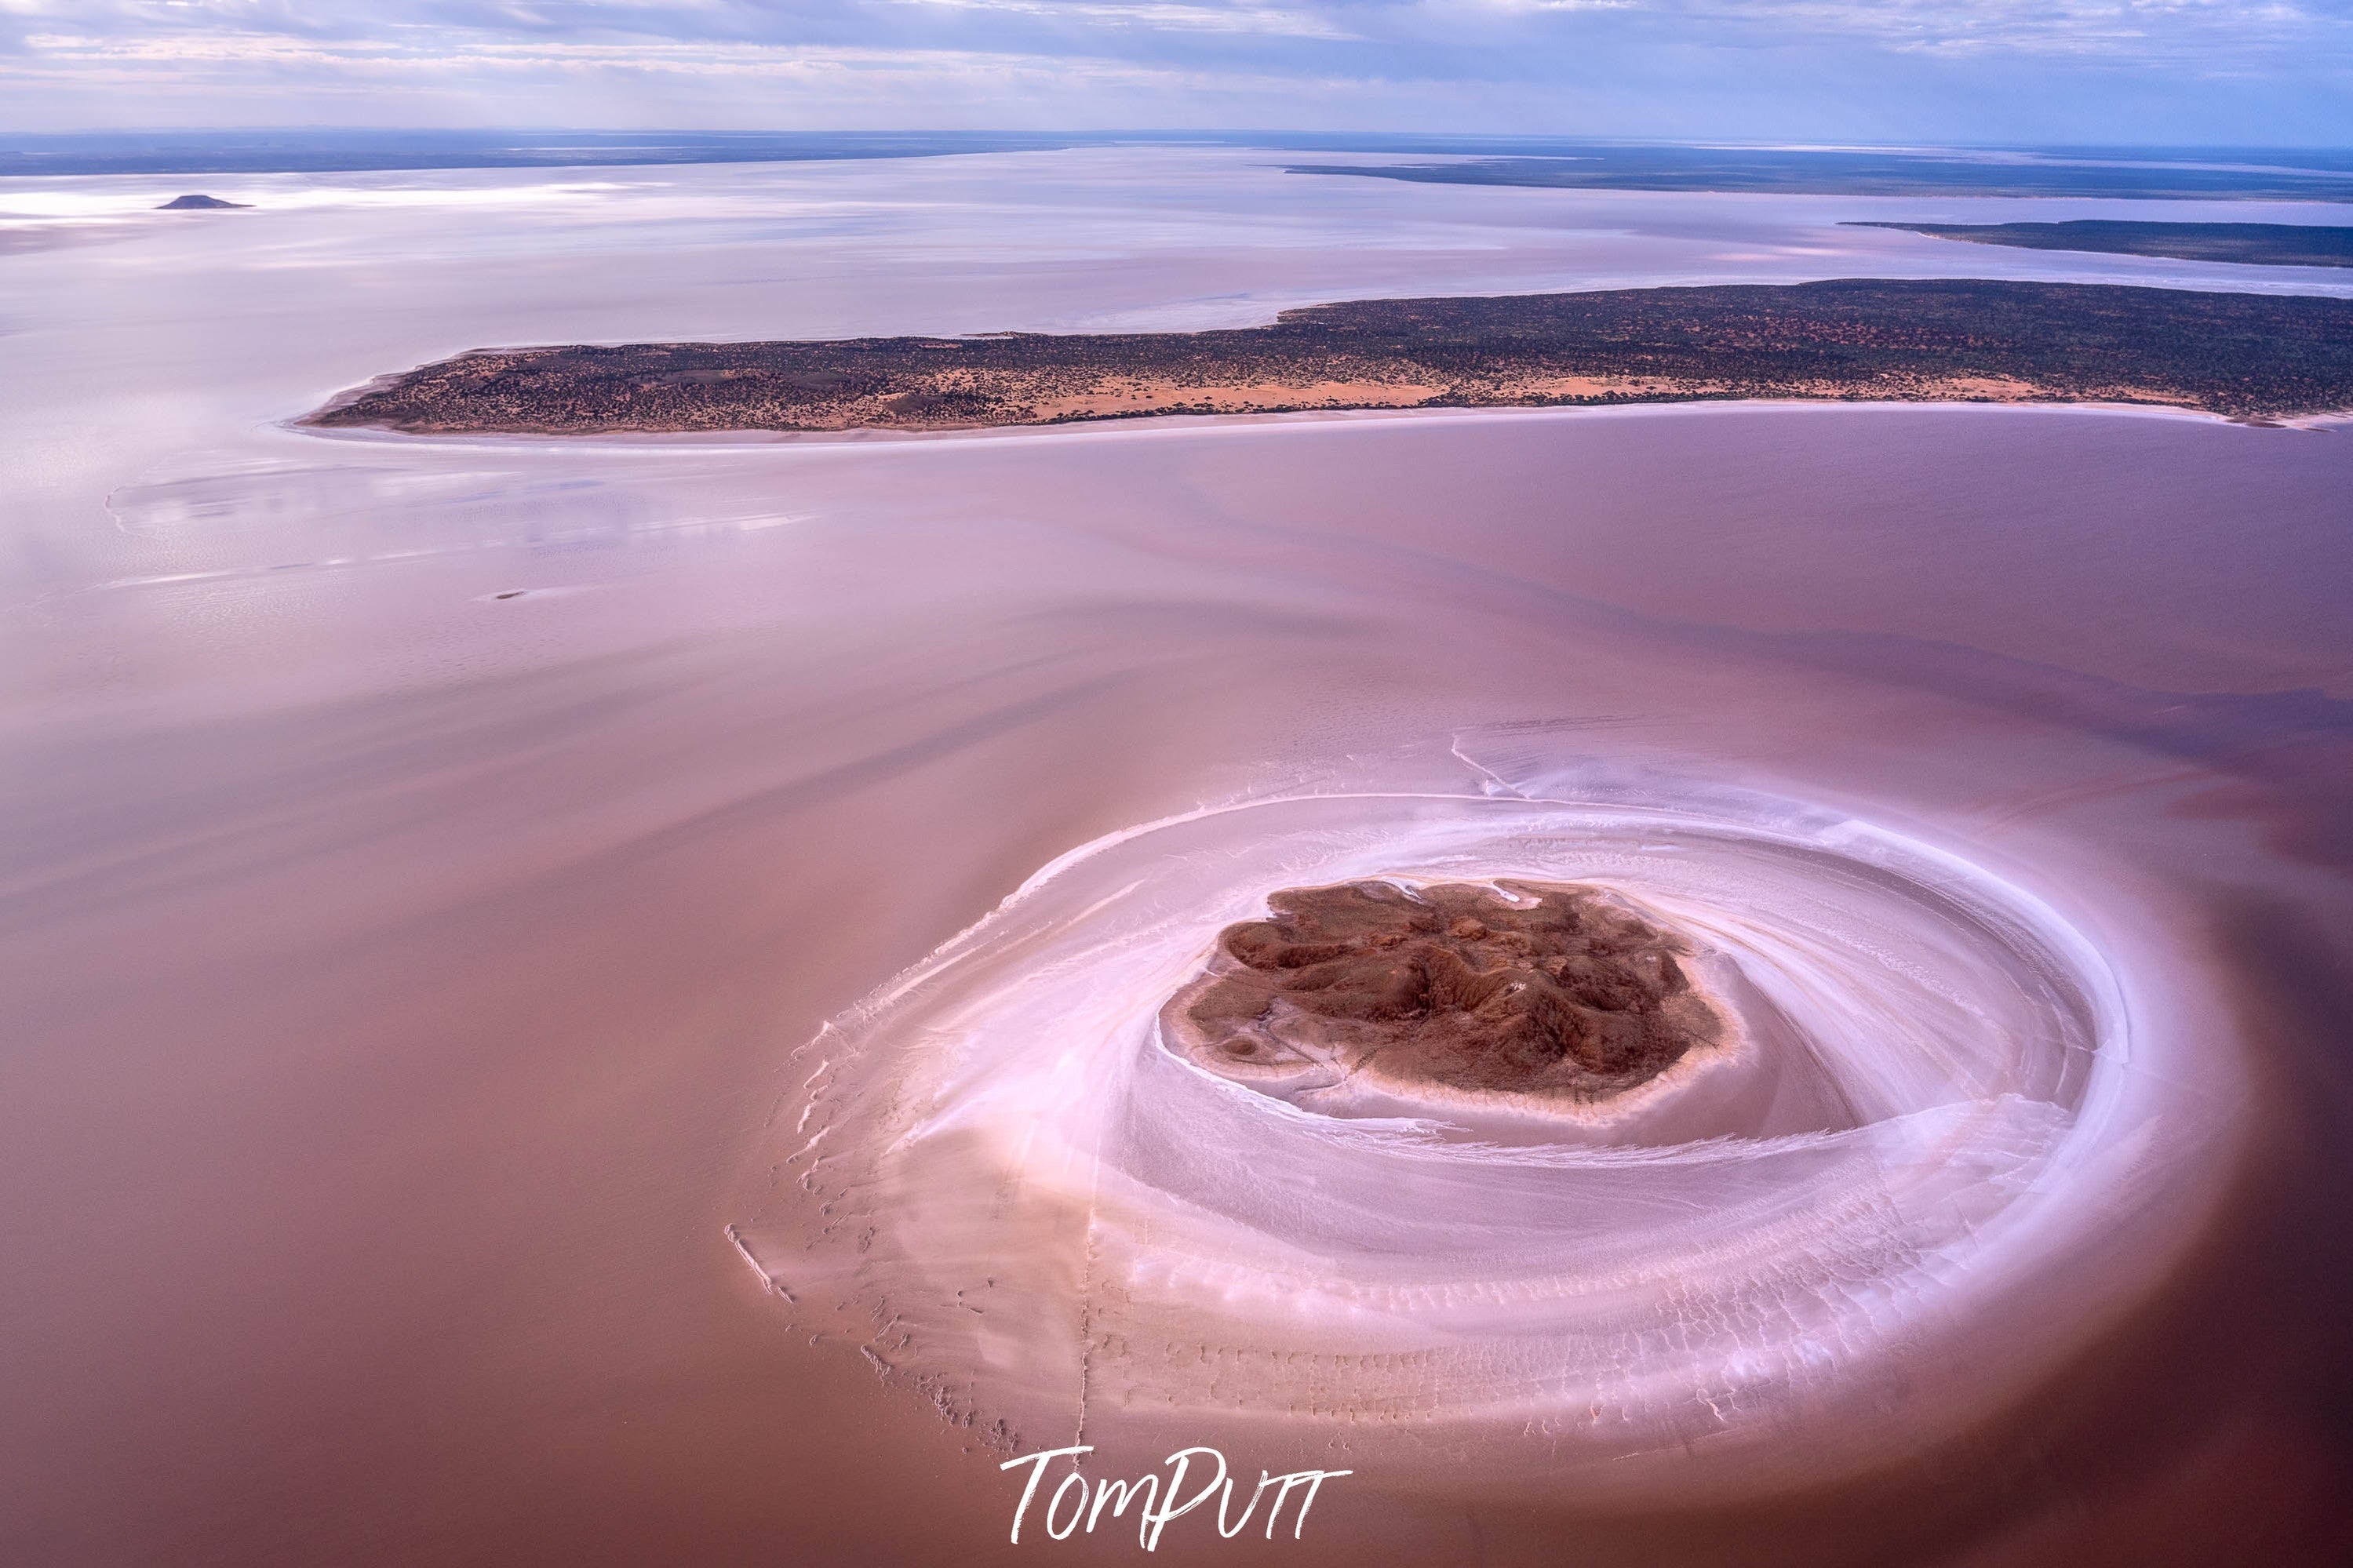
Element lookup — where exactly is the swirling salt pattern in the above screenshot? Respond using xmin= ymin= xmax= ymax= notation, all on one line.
xmin=741 ymin=777 xmax=2215 ymax=1490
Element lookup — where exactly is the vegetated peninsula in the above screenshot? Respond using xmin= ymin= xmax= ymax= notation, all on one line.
xmin=308 ymin=278 xmax=2353 ymax=436
xmin=1852 ymin=220 xmax=2353 ymax=268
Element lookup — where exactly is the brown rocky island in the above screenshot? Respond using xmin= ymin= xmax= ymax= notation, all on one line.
xmin=1163 ymin=879 xmax=1727 ymax=1106
xmin=308 ymin=278 xmax=2353 ymax=434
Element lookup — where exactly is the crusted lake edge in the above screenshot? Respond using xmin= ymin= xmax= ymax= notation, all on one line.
xmin=305 ymin=278 xmax=2353 ymax=435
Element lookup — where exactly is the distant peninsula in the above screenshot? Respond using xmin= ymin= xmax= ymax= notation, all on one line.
xmin=307 ymin=279 xmax=2353 ymax=436
xmin=1852 ymin=220 xmax=2353 ymax=269
xmin=157 ymin=194 xmax=250 ymax=210
xmin=1284 ymin=151 xmax=2353 ymax=202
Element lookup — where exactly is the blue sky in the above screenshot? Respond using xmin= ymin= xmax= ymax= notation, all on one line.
xmin=3 ymin=2 xmax=2350 ymax=144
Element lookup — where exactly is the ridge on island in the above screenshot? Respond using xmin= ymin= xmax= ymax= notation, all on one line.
xmin=305 ymin=278 xmax=2353 ymax=435
xmin=157 ymin=194 xmax=251 ymax=210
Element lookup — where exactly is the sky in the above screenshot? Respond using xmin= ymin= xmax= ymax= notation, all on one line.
xmin=2 ymin=2 xmax=2351 ymax=146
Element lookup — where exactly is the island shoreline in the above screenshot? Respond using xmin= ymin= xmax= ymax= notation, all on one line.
xmin=288 ymin=393 xmax=2348 ymax=453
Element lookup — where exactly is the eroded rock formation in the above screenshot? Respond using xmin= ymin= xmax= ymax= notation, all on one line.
xmin=1164 ymin=879 xmax=1725 ymax=1101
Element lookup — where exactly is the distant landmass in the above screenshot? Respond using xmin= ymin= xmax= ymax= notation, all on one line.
xmin=308 ymin=278 xmax=2353 ymax=436
xmin=1288 ymin=147 xmax=2353 ymax=202
xmin=0 ymin=130 xmax=1093 ymax=177
xmin=156 ymin=194 xmax=251 ymax=211
xmin=1850 ymin=220 xmax=2353 ymax=268
xmin=6 ymin=131 xmax=2353 ymax=197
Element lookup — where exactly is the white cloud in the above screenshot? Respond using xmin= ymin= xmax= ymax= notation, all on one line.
xmin=877 ymin=0 xmax=1360 ymax=40
xmin=2 ymin=0 xmax=2350 ymax=137
xmin=1703 ymin=0 xmax=2337 ymax=60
